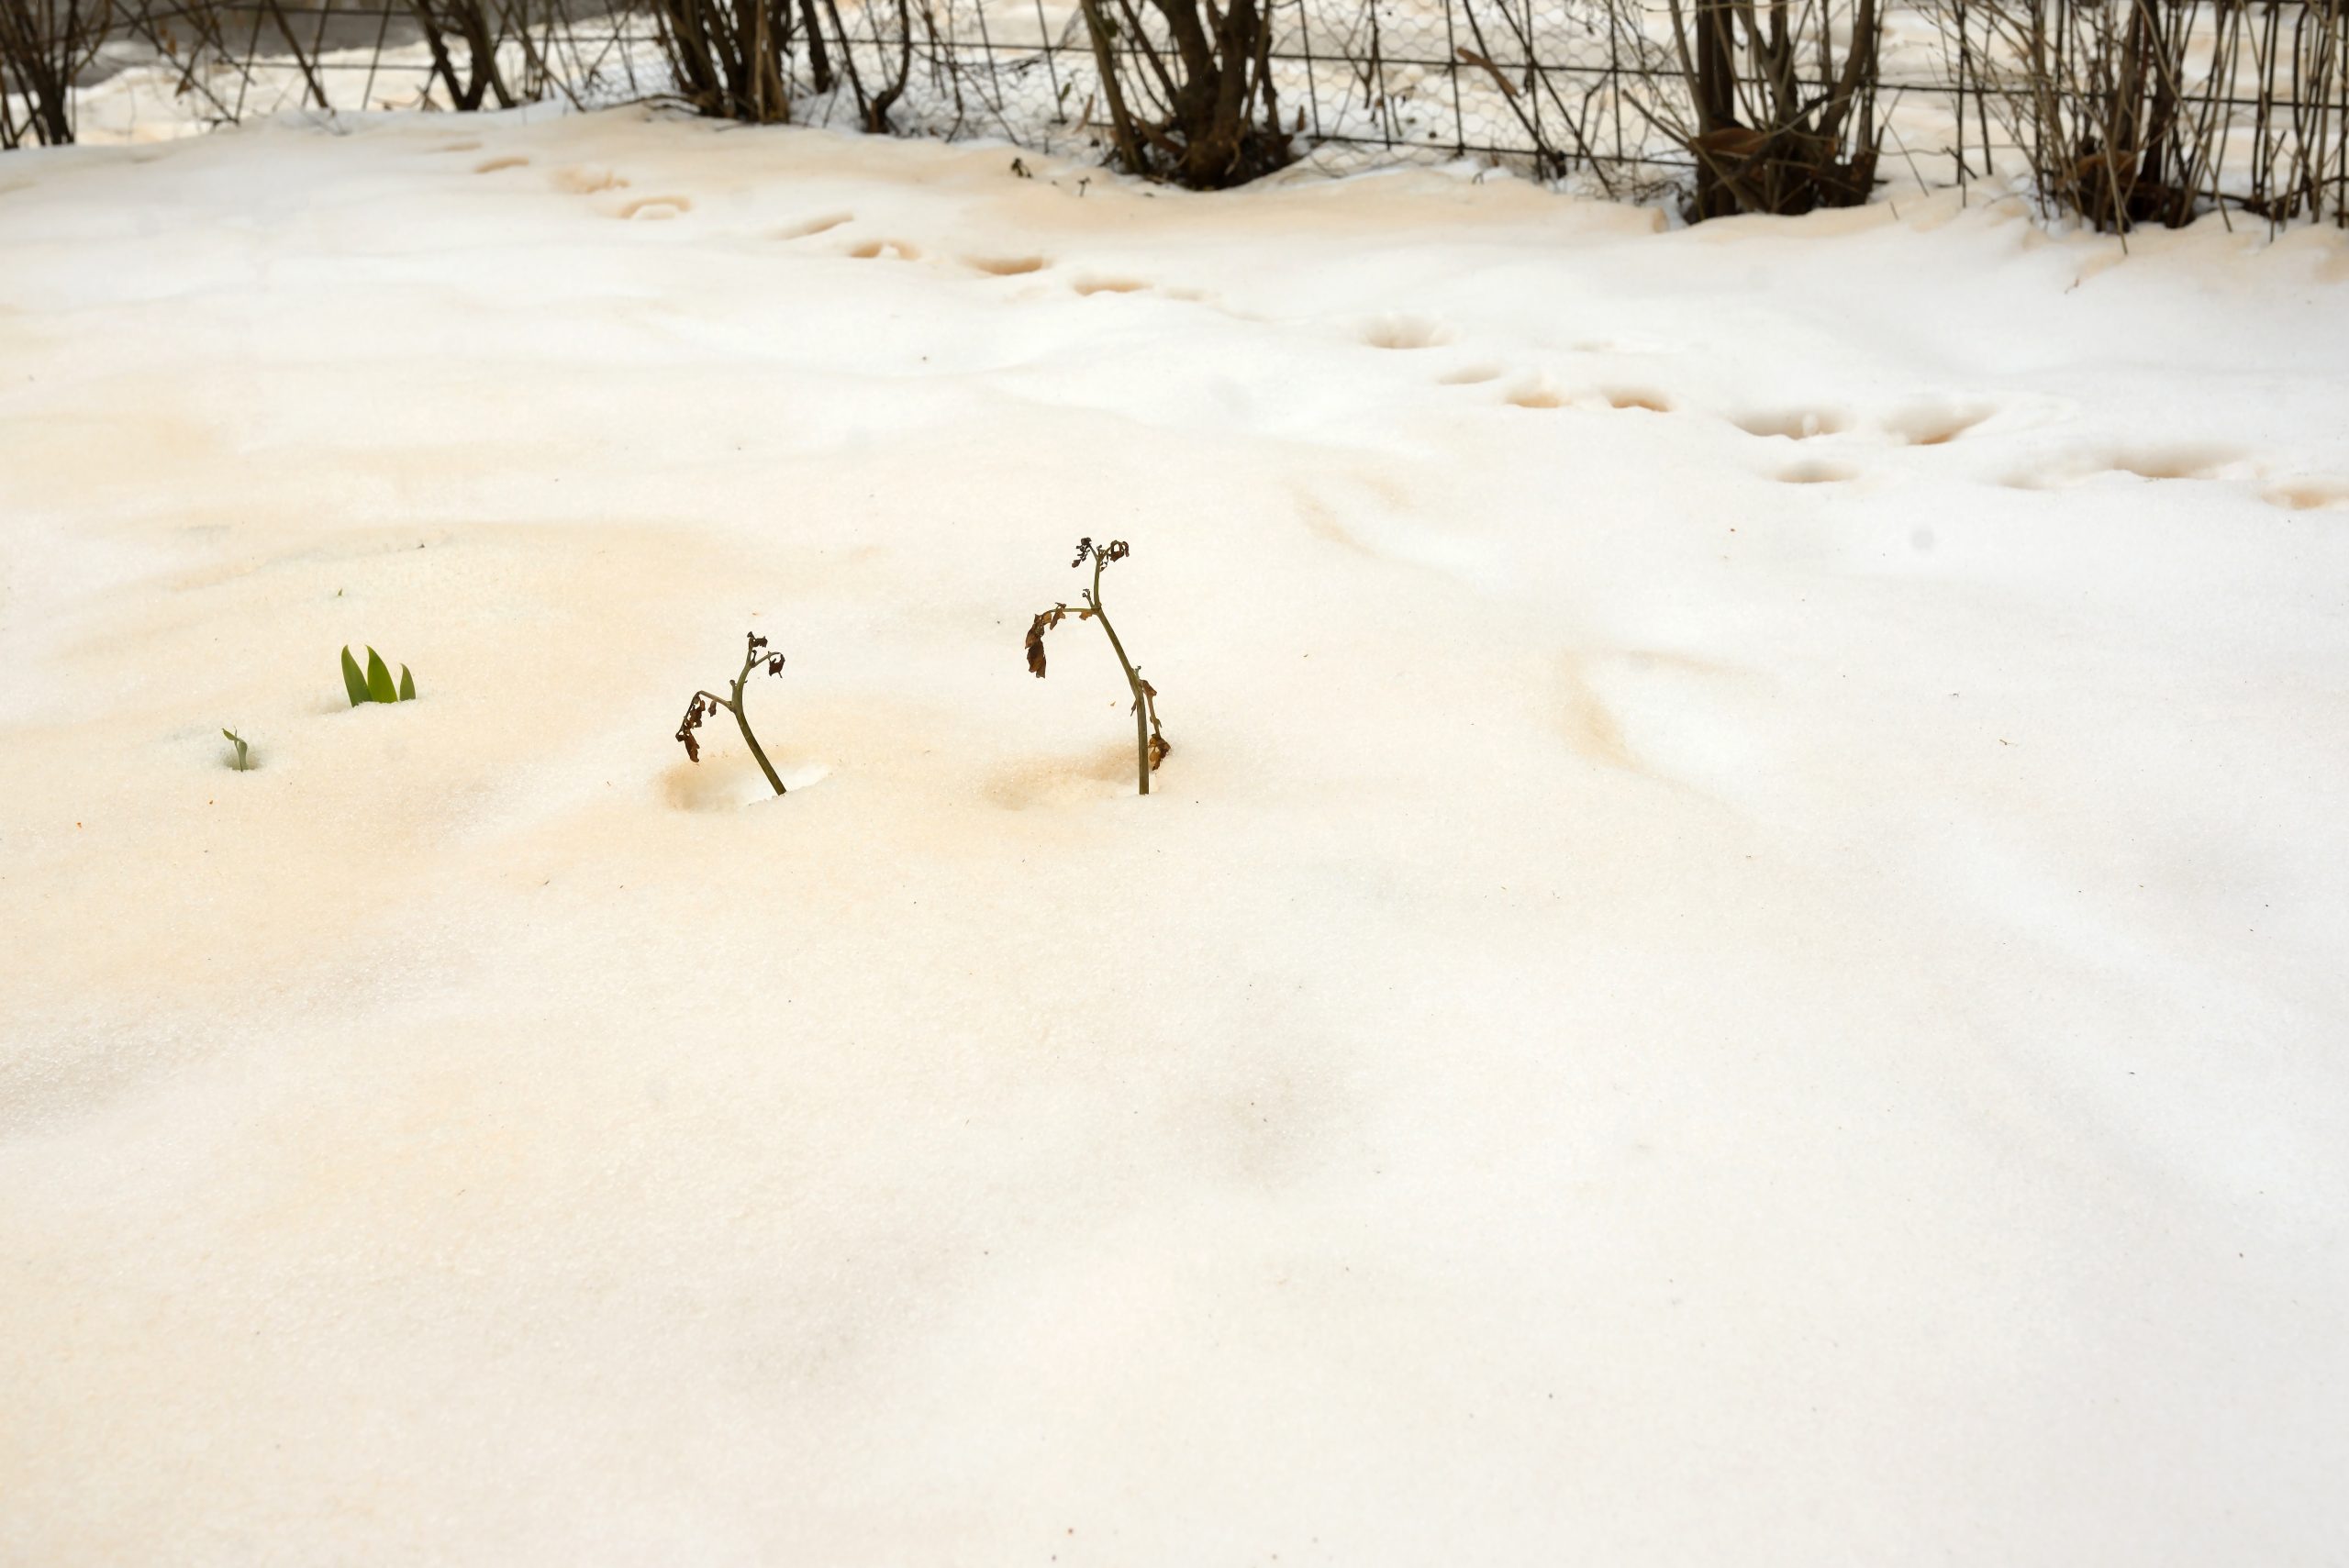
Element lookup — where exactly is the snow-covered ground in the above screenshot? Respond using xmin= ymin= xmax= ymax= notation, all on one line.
xmin=3 ymin=109 xmax=2347 ymax=1563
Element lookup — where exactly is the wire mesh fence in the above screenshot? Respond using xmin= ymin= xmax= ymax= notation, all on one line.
xmin=9 ymin=0 xmax=2348 ymax=227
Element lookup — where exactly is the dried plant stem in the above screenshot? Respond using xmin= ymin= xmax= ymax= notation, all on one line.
xmin=739 ymin=712 xmax=787 ymax=794
xmin=1085 ymin=551 xmax=1154 ymax=796
xmin=679 ymin=633 xmax=789 ymax=795
xmin=697 ymin=688 xmax=786 ymax=795
xmin=716 ymin=641 xmax=786 ymax=794
xmin=1026 ymin=538 xmax=1169 ymax=798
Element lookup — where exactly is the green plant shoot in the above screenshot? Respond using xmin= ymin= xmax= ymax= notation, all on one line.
xmin=342 ymin=646 xmax=417 ymax=706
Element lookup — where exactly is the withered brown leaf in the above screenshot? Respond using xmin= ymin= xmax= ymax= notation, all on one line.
xmin=1025 ymin=609 xmax=1055 ymax=677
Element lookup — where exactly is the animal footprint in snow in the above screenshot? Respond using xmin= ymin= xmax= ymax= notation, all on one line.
xmin=1572 ymin=332 xmax=1678 ymax=354
xmin=846 ymin=239 xmax=921 ymax=260
xmin=1363 ymin=315 xmax=1453 ymax=350
xmin=1073 ymin=275 xmax=1148 ymax=295
xmin=1776 ymin=460 xmax=1856 ymax=484
xmin=473 ymin=156 xmax=529 ymax=174
xmin=1438 ymin=363 xmax=1502 ymax=385
xmin=1504 ymin=377 xmax=1565 ymax=409
xmin=1552 ymin=647 xmax=1765 ymax=796
xmin=1602 ymin=387 xmax=1673 ymax=413
xmin=1881 ymin=399 xmax=1991 ymax=446
xmin=618 ymin=195 xmax=692 ymax=221
xmin=1734 ymin=408 xmax=1848 ymax=439
xmin=2263 ymin=477 xmax=2349 ymax=511
xmin=775 ymin=212 xmax=852 ymax=240
xmin=2009 ymin=445 xmax=2248 ymax=489
xmin=552 ymin=166 xmax=629 ymax=195
xmin=2109 ymin=446 xmax=2244 ymax=482
xmin=967 ymin=255 xmax=1049 ymax=276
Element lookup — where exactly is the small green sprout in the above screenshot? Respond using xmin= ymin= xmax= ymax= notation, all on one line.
xmin=341 ymin=645 xmax=417 ymax=706
xmin=222 ymin=728 xmax=252 ymax=771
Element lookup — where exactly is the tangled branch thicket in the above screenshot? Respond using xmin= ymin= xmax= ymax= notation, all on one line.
xmin=7 ymin=0 xmax=2347 ymax=229
xmin=1 ymin=0 xmax=107 ymax=146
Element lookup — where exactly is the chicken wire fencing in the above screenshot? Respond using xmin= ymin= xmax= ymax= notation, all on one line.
xmin=9 ymin=0 xmax=2349 ymax=227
